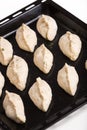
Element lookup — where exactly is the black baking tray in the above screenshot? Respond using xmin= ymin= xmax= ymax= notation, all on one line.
xmin=0 ymin=0 xmax=87 ymax=130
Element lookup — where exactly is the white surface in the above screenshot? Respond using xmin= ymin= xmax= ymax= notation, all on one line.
xmin=47 ymin=105 xmax=87 ymax=130
xmin=0 ymin=0 xmax=87 ymax=130
xmin=54 ymin=0 xmax=87 ymax=24
xmin=0 ymin=0 xmax=34 ymax=20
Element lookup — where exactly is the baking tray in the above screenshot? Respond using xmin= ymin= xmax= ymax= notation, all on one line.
xmin=0 ymin=0 xmax=87 ymax=130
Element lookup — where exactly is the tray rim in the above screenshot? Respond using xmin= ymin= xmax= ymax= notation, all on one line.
xmin=0 ymin=0 xmax=87 ymax=28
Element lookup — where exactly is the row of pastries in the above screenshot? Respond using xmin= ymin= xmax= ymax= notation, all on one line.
xmin=0 ymin=14 xmax=87 ymax=124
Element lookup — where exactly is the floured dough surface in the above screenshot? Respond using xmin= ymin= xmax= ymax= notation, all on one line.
xmin=58 ymin=31 xmax=82 ymax=61
xmin=0 ymin=72 xmax=5 ymax=96
xmin=16 ymin=23 xmax=37 ymax=52
xmin=37 ymin=14 xmax=58 ymax=41
xmin=7 ymin=55 xmax=29 ymax=91
xmin=3 ymin=91 xmax=26 ymax=123
xmin=57 ymin=63 xmax=79 ymax=96
xmin=34 ymin=44 xmax=53 ymax=74
xmin=0 ymin=37 xmax=13 ymax=65
xmin=85 ymin=60 xmax=87 ymax=70
xmin=28 ymin=77 xmax=52 ymax=112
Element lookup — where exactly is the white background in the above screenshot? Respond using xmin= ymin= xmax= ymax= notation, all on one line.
xmin=0 ymin=0 xmax=87 ymax=130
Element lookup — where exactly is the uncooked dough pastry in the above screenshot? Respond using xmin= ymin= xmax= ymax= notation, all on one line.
xmin=85 ymin=60 xmax=87 ymax=70
xmin=7 ymin=55 xmax=28 ymax=91
xmin=28 ymin=77 xmax=52 ymax=112
xmin=33 ymin=44 xmax=53 ymax=74
xmin=16 ymin=23 xmax=37 ymax=52
xmin=0 ymin=72 xmax=5 ymax=96
xmin=3 ymin=91 xmax=26 ymax=123
xmin=58 ymin=31 xmax=82 ymax=61
xmin=0 ymin=37 xmax=13 ymax=65
xmin=57 ymin=63 xmax=79 ymax=96
xmin=37 ymin=14 xmax=58 ymax=41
